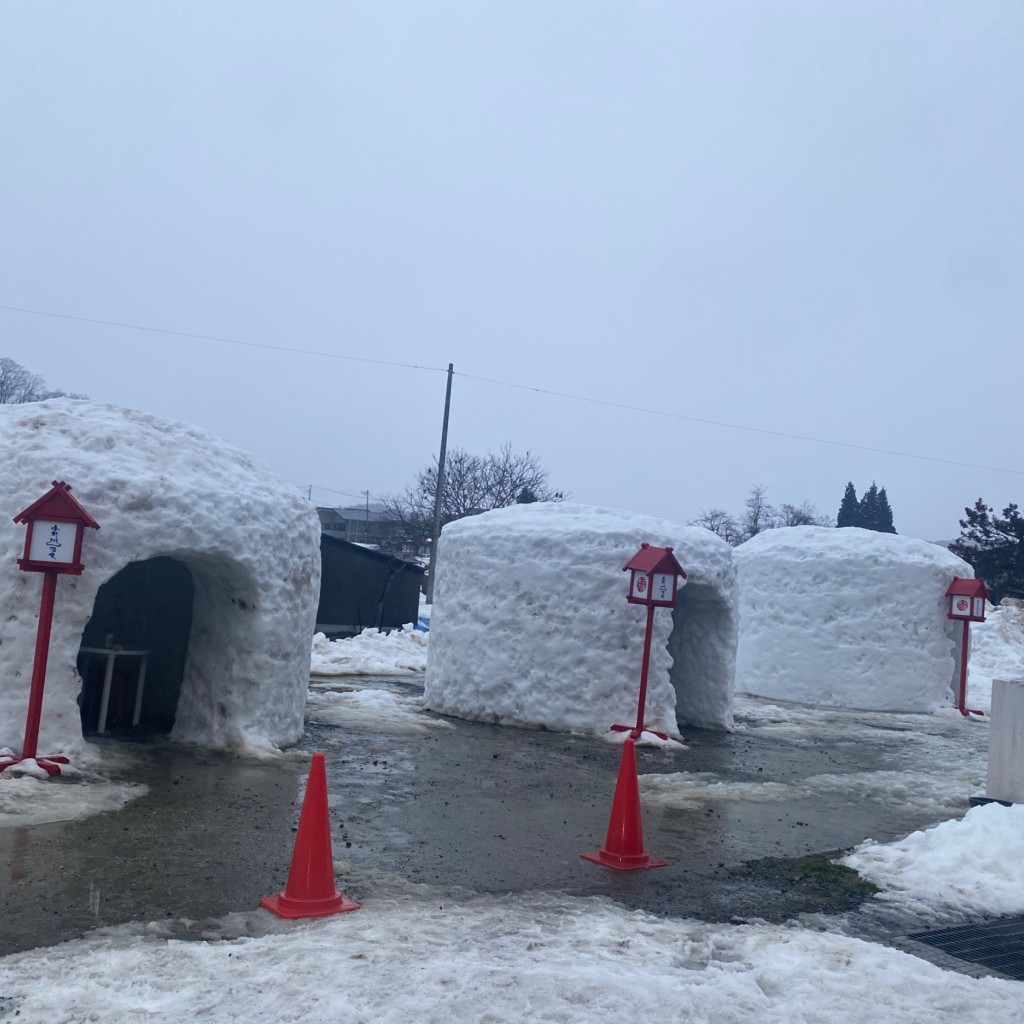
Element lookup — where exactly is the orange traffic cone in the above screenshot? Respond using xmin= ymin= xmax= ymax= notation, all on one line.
xmin=260 ymin=752 xmax=360 ymax=918
xmin=581 ymin=738 xmax=667 ymax=871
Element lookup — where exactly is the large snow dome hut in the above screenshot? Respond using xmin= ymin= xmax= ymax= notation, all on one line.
xmin=424 ymin=503 xmax=738 ymax=734
xmin=0 ymin=400 xmax=321 ymax=757
xmin=734 ymin=526 xmax=974 ymax=712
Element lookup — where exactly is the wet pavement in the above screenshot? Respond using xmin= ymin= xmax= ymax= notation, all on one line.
xmin=0 ymin=679 xmax=988 ymax=956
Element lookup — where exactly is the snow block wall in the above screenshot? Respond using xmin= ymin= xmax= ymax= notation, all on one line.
xmin=735 ymin=526 xmax=973 ymax=712
xmin=0 ymin=401 xmax=321 ymax=756
xmin=424 ymin=503 xmax=738 ymax=734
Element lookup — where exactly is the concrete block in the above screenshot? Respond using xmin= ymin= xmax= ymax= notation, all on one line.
xmin=986 ymin=677 xmax=1024 ymax=804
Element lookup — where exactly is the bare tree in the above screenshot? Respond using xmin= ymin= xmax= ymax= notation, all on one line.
xmin=740 ymin=483 xmax=777 ymax=540
xmin=689 ymin=508 xmax=742 ymax=545
xmin=380 ymin=444 xmax=565 ymax=552
xmin=0 ymin=357 xmax=87 ymax=403
xmin=776 ymin=501 xmax=832 ymax=528
xmin=690 ymin=485 xmax=830 ymax=545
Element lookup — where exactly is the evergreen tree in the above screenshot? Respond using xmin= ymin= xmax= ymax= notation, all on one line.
xmin=859 ymin=482 xmax=880 ymax=531
xmin=836 ymin=482 xmax=860 ymax=528
xmin=876 ymin=487 xmax=897 ymax=534
xmin=949 ymin=499 xmax=1024 ymax=603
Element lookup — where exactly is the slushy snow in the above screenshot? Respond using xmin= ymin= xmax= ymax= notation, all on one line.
xmin=0 ymin=891 xmax=1020 ymax=1023
xmin=735 ymin=526 xmax=973 ymax=711
xmin=310 ymin=627 xmax=428 ymax=676
xmin=0 ymin=401 xmax=321 ymax=758
xmin=425 ymin=502 xmax=738 ymax=734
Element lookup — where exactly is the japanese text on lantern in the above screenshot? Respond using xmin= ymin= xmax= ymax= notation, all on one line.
xmin=28 ymin=520 xmax=75 ymax=565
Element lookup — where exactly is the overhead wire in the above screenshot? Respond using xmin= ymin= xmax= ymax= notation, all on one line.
xmin=2 ymin=302 xmax=1021 ymax=478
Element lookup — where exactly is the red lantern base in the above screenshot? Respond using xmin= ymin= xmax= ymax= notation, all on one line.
xmin=959 ymin=707 xmax=985 ymax=718
xmin=609 ymin=723 xmax=669 ymax=741
xmin=0 ymin=754 xmax=70 ymax=777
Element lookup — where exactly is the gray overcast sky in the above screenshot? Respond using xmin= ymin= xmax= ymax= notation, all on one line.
xmin=2 ymin=2 xmax=1021 ymax=541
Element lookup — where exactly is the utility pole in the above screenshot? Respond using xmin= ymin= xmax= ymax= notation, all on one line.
xmin=426 ymin=362 xmax=453 ymax=604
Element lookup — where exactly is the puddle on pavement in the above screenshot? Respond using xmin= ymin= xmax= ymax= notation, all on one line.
xmin=1 ymin=683 xmax=989 ymax=955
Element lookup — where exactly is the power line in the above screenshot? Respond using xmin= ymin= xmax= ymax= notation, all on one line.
xmin=307 ymin=484 xmax=378 ymax=502
xmin=455 ymin=370 xmax=1024 ymax=477
xmin=0 ymin=303 xmax=448 ymax=375
xmin=3 ymin=301 xmax=1021 ymax=478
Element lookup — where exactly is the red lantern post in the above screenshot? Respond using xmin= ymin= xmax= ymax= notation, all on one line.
xmin=945 ymin=576 xmax=989 ymax=718
xmin=0 ymin=481 xmax=100 ymax=777
xmin=612 ymin=543 xmax=686 ymax=740
xmin=582 ymin=543 xmax=686 ymax=873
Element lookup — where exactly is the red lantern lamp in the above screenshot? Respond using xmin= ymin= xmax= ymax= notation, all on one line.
xmin=945 ymin=576 xmax=989 ymax=623
xmin=623 ymin=543 xmax=686 ymax=608
xmin=14 ymin=480 xmax=100 ymax=575
xmin=944 ymin=576 xmax=989 ymax=718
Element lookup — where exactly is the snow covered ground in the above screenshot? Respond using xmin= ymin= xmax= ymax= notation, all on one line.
xmin=309 ymin=626 xmax=428 ymax=676
xmin=1 ymin=886 xmax=1022 ymax=1023
xmin=966 ymin=600 xmax=1024 ymax=712
xmin=2 ymin=602 xmax=1023 ymax=1019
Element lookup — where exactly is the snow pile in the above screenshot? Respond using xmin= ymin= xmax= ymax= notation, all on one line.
xmin=309 ymin=627 xmax=428 ymax=676
xmin=305 ymin=688 xmax=452 ymax=735
xmin=842 ymin=802 xmax=1024 ymax=919
xmin=0 ymin=892 xmax=1021 ymax=1022
xmin=735 ymin=527 xmax=972 ymax=711
xmin=967 ymin=599 xmax=1024 ymax=711
xmin=0 ymin=401 xmax=321 ymax=756
xmin=425 ymin=503 xmax=738 ymax=734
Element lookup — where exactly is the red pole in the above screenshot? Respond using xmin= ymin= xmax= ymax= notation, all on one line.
xmin=632 ymin=603 xmax=656 ymax=738
xmin=21 ymin=570 xmax=58 ymax=760
xmin=957 ymin=618 xmax=970 ymax=716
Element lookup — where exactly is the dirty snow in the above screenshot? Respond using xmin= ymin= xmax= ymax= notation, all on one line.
xmin=310 ymin=627 xmax=428 ymax=676
xmin=305 ymin=688 xmax=452 ymax=736
xmin=0 ymin=769 xmax=145 ymax=827
xmin=0 ymin=891 xmax=1021 ymax=1023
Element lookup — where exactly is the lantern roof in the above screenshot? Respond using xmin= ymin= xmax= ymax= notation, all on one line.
xmin=622 ymin=543 xmax=686 ymax=578
xmin=13 ymin=480 xmax=100 ymax=530
xmin=944 ymin=576 xmax=988 ymax=601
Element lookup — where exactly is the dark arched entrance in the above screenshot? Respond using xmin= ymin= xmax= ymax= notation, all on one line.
xmin=666 ymin=582 xmax=737 ymax=730
xmin=77 ymin=557 xmax=195 ymax=735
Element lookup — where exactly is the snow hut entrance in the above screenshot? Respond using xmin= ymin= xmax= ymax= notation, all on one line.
xmin=78 ymin=557 xmax=195 ymax=735
xmin=666 ymin=582 xmax=736 ymax=729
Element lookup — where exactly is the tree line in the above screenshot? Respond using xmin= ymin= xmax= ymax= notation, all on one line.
xmin=0 ymin=357 xmax=86 ymax=404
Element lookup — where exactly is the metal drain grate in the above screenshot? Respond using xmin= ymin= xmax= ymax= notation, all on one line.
xmin=909 ymin=917 xmax=1024 ymax=981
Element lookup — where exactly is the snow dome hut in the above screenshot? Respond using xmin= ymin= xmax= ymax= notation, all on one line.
xmin=0 ymin=400 xmax=321 ymax=758
xmin=734 ymin=526 xmax=974 ymax=712
xmin=424 ymin=503 xmax=738 ymax=734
